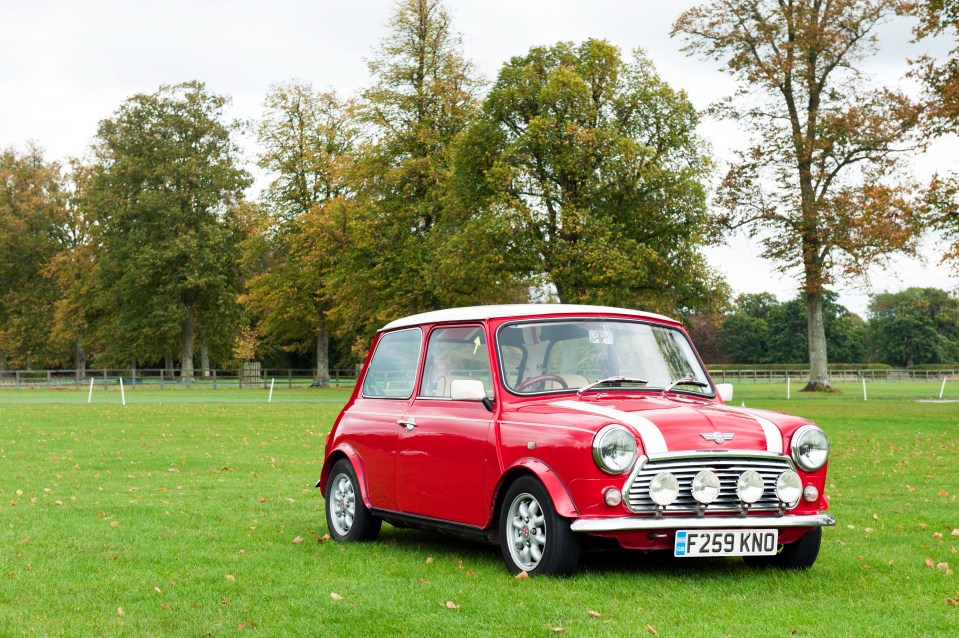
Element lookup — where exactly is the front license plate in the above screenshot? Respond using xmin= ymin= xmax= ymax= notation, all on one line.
xmin=674 ymin=529 xmax=778 ymax=557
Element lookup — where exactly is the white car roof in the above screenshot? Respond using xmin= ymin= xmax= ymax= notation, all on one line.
xmin=379 ymin=304 xmax=677 ymax=331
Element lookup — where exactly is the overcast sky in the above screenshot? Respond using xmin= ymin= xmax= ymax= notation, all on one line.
xmin=2 ymin=0 xmax=956 ymax=315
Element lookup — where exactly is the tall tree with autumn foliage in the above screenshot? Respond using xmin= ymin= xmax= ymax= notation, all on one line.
xmin=0 ymin=144 xmax=67 ymax=368
xmin=328 ymin=0 xmax=519 ymax=340
xmin=908 ymin=1 xmax=959 ymax=267
xmin=246 ymin=83 xmax=358 ymax=384
xmin=674 ymin=1 xmax=925 ymax=391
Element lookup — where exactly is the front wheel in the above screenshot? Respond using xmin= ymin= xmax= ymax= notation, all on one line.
xmin=325 ymin=459 xmax=381 ymax=542
xmin=743 ymin=527 xmax=822 ymax=570
xmin=499 ymin=476 xmax=580 ymax=576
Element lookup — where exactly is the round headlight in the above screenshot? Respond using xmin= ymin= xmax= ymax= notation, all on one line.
xmin=649 ymin=472 xmax=680 ymax=506
xmin=791 ymin=425 xmax=830 ymax=471
xmin=736 ymin=470 xmax=764 ymax=504
xmin=592 ymin=425 xmax=637 ymax=474
xmin=691 ymin=470 xmax=721 ymax=504
xmin=776 ymin=471 xmax=802 ymax=506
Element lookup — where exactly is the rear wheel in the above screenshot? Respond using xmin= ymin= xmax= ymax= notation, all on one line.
xmin=499 ymin=476 xmax=580 ymax=576
xmin=743 ymin=527 xmax=821 ymax=570
xmin=325 ymin=459 xmax=381 ymax=542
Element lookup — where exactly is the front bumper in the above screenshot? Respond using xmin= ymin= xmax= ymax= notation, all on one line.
xmin=570 ymin=513 xmax=836 ymax=533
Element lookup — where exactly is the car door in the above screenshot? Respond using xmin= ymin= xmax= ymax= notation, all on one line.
xmin=395 ymin=324 xmax=494 ymax=527
xmin=346 ymin=327 xmax=422 ymax=512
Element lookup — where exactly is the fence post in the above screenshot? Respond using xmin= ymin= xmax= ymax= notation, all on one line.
xmin=289 ymin=369 xmax=293 ymax=389
xmin=213 ymin=369 xmax=217 ymax=389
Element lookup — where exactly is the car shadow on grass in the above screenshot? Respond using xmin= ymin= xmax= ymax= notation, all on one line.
xmin=371 ymin=523 xmax=755 ymax=578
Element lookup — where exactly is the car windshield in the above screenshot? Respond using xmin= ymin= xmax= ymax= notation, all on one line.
xmin=497 ymin=319 xmax=711 ymax=396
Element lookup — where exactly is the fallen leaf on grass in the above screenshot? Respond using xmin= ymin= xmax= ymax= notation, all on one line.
xmin=225 ymin=575 xmax=236 ymax=582
xmin=117 ymin=608 xmax=124 ymax=617
xmin=925 ymin=558 xmax=935 ymax=568
xmin=54 ymin=500 xmax=63 ymax=506
xmin=417 ymin=578 xmax=428 ymax=585
xmin=939 ymin=490 xmax=949 ymax=497
xmin=952 ymin=529 xmax=959 ymax=536
xmin=293 ymin=536 xmax=303 ymax=544
xmin=426 ymin=557 xmax=434 ymax=564
xmin=515 ymin=571 xmax=529 ymax=581
xmin=445 ymin=601 xmax=460 ymax=609
xmin=551 ymin=628 xmax=565 ymax=633
xmin=947 ymin=593 xmax=959 ymax=606
xmin=647 ymin=625 xmax=658 ymax=635
xmin=317 ymin=534 xmax=330 ymax=544
xmin=588 ymin=610 xmax=602 ymax=618
xmin=331 ymin=593 xmax=344 ymax=601
xmin=935 ymin=533 xmax=943 ymax=540
xmin=110 ymin=521 xmax=120 ymax=528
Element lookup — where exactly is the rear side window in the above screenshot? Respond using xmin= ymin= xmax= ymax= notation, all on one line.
xmin=362 ymin=328 xmax=422 ymax=399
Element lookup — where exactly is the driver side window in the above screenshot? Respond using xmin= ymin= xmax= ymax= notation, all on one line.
xmin=419 ymin=326 xmax=492 ymax=398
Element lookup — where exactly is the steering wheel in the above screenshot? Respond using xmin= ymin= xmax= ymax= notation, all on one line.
xmin=515 ymin=374 xmax=569 ymax=392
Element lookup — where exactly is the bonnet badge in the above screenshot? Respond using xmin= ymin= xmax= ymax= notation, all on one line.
xmin=701 ymin=432 xmax=735 ymax=444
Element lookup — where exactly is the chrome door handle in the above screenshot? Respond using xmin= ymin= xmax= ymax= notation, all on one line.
xmin=397 ymin=417 xmax=416 ymax=431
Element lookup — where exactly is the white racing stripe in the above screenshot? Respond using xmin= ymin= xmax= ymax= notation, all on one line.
xmin=551 ymin=400 xmax=668 ymax=454
xmin=722 ymin=406 xmax=783 ymax=454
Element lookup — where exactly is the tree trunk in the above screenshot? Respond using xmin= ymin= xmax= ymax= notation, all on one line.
xmin=200 ymin=336 xmax=211 ymax=377
xmin=181 ymin=305 xmax=194 ymax=382
xmin=314 ymin=314 xmax=330 ymax=386
xmin=802 ymin=291 xmax=833 ymax=392
xmin=74 ymin=333 xmax=86 ymax=380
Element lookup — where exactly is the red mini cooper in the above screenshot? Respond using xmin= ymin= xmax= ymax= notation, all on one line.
xmin=318 ymin=305 xmax=834 ymax=575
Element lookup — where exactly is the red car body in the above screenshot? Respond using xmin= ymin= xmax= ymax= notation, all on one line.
xmin=319 ymin=305 xmax=834 ymax=575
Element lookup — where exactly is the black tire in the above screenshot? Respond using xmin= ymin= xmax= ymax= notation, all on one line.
xmin=499 ymin=476 xmax=580 ymax=577
xmin=743 ymin=527 xmax=822 ymax=570
xmin=325 ymin=459 xmax=381 ymax=542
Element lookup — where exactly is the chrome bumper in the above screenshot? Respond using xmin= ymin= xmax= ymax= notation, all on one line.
xmin=570 ymin=513 xmax=836 ymax=533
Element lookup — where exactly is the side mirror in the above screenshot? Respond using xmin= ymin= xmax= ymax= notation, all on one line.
xmin=717 ymin=383 xmax=734 ymax=403
xmin=450 ymin=379 xmax=487 ymax=402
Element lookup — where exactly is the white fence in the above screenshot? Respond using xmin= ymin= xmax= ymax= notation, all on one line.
xmin=708 ymin=368 xmax=959 ymax=383
xmin=0 ymin=368 xmax=358 ymax=389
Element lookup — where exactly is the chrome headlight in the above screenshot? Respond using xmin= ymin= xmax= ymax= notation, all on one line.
xmin=791 ymin=425 xmax=830 ymax=471
xmin=592 ymin=425 xmax=637 ymax=474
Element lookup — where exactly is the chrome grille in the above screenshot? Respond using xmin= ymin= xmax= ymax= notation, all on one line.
xmin=623 ymin=453 xmax=795 ymax=514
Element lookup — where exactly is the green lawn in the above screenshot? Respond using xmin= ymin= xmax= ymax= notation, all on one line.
xmin=1 ymin=383 xmax=957 ymax=636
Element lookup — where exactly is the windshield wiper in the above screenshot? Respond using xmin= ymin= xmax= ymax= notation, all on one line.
xmin=662 ymin=377 xmax=710 ymax=395
xmin=576 ymin=376 xmax=649 ymax=398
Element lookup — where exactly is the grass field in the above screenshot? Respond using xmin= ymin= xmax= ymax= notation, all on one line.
xmin=1 ymin=382 xmax=957 ymax=636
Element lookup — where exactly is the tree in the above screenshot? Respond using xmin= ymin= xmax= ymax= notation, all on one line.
xmin=868 ymin=287 xmax=959 ymax=366
xmin=0 ymin=144 xmax=68 ymax=369
xmin=453 ymin=39 xmax=724 ymax=315
xmin=328 ymin=0 xmax=523 ymax=341
xmin=88 ymin=82 xmax=250 ymax=377
xmin=908 ymin=1 xmax=959 ymax=267
xmin=247 ymin=83 xmax=359 ymax=384
xmin=46 ymin=161 xmax=99 ymax=378
xmin=674 ymin=1 xmax=924 ymax=390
